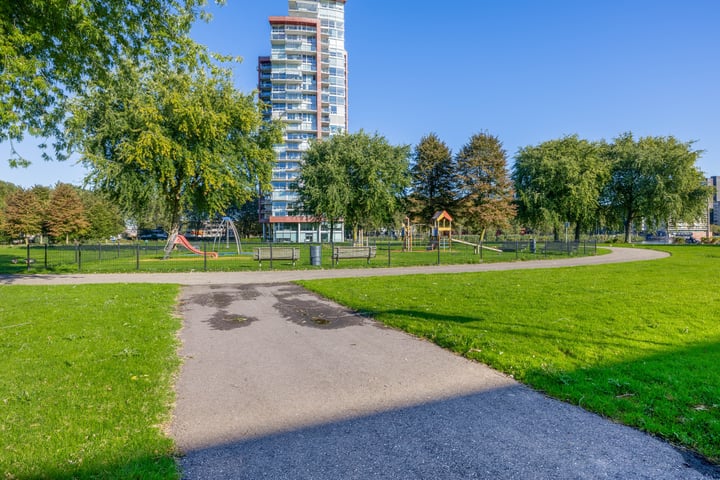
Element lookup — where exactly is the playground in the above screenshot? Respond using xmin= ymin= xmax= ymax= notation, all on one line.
xmin=1 ymin=209 xmax=605 ymax=274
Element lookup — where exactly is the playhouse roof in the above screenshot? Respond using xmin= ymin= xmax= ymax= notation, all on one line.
xmin=432 ymin=210 xmax=453 ymax=222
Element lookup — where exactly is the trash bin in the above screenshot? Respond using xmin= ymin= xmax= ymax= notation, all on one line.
xmin=310 ymin=245 xmax=322 ymax=266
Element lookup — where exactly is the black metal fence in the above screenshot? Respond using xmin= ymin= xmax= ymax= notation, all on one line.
xmin=4 ymin=239 xmax=598 ymax=274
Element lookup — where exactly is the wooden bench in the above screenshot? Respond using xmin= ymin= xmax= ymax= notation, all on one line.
xmin=253 ymin=247 xmax=300 ymax=266
xmin=332 ymin=246 xmax=377 ymax=264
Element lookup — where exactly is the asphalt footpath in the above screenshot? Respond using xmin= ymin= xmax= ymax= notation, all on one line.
xmin=171 ymin=282 xmax=719 ymax=480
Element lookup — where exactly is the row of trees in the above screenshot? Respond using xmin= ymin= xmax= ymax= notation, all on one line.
xmin=0 ymin=182 xmax=125 ymax=244
xmin=295 ymin=130 xmax=517 ymax=241
xmin=295 ymin=131 xmax=709 ymax=244
xmin=514 ymin=133 xmax=709 ymax=242
xmin=2 ymin=129 xmax=710 ymax=247
xmin=408 ymin=132 xmax=515 ymax=239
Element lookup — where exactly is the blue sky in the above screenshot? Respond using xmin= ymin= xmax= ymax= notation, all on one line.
xmin=3 ymin=0 xmax=718 ymax=187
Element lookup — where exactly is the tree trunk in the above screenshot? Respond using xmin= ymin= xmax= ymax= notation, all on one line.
xmin=163 ymin=226 xmax=177 ymax=259
xmin=330 ymin=217 xmax=335 ymax=260
xmin=624 ymin=219 xmax=632 ymax=244
xmin=574 ymin=223 xmax=581 ymax=242
xmin=163 ymin=193 xmax=183 ymax=259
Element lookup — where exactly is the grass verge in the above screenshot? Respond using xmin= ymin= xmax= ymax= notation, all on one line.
xmin=0 ymin=284 xmax=181 ymax=479
xmin=299 ymin=245 xmax=720 ymax=463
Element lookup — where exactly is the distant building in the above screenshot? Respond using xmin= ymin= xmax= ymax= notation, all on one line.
xmin=708 ymin=176 xmax=719 ymax=225
xmin=258 ymin=0 xmax=348 ymax=242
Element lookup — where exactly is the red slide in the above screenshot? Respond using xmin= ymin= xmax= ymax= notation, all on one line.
xmin=174 ymin=234 xmax=219 ymax=258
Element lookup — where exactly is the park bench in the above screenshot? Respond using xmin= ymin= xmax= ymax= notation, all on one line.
xmin=500 ymin=241 xmax=530 ymax=252
xmin=332 ymin=246 xmax=377 ymax=265
xmin=253 ymin=247 xmax=300 ymax=267
xmin=542 ymin=241 xmax=578 ymax=255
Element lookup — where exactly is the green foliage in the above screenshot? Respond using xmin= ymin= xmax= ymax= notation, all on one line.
xmin=1 ymin=183 xmax=126 ymax=243
xmin=513 ymin=133 xmax=708 ymax=241
xmin=46 ymin=183 xmax=89 ymax=244
xmin=1 ymin=188 xmax=44 ymax=243
xmin=455 ymin=132 xmax=516 ymax=238
xmin=409 ymin=133 xmax=457 ymax=222
xmin=296 ymin=131 xmax=411 ymax=237
xmin=228 ymin=198 xmax=263 ymax=237
xmin=513 ymin=135 xmax=608 ymax=240
xmin=80 ymin=190 xmax=126 ymax=241
xmin=603 ymin=133 xmax=710 ymax=242
xmin=301 ymin=246 xmax=720 ymax=463
xmin=0 ymin=181 xmax=21 ymax=241
xmin=67 ymin=62 xmax=281 ymax=257
xmin=0 ymin=284 xmax=181 ymax=479
xmin=0 ymin=0 xmax=222 ymax=164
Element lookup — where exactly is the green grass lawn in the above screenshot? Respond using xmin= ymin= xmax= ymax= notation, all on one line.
xmin=299 ymin=245 xmax=720 ymax=463
xmin=0 ymin=284 xmax=181 ymax=479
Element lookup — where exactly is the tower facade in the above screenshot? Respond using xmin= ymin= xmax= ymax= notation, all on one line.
xmin=258 ymin=0 xmax=348 ymax=242
xmin=709 ymin=176 xmax=719 ymax=225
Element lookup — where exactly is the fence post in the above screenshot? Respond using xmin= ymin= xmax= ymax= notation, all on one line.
xmin=136 ymin=242 xmax=140 ymax=270
xmin=26 ymin=243 xmax=31 ymax=272
xmin=203 ymin=236 xmax=208 ymax=272
xmin=480 ymin=239 xmax=483 ymax=261
xmin=516 ymin=240 xmax=519 ymax=260
xmin=387 ymin=234 xmax=391 ymax=267
xmin=269 ymin=242 xmax=273 ymax=269
xmin=44 ymin=243 xmax=48 ymax=269
xmin=77 ymin=243 xmax=82 ymax=271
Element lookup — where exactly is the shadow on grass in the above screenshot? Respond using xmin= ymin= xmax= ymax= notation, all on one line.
xmin=0 ymin=252 xmax=30 ymax=275
xmin=379 ymin=308 xmax=679 ymax=350
xmin=524 ymin=340 xmax=720 ymax=465
xmin=368 ymin=308 xmax=720 ymax=464
xmin=175 ymin=385 xmax=720 ymax=480
xmin=4 ymin=453 xmax=178 ymax=480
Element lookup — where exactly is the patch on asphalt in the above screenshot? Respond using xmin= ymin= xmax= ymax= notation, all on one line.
xmin=273 ymin=284 xmax=367 ymax=330
xmin=207 ymin=312 xmax=259 ymax=331
xmin=185 ymin=285 xmax=262 ymax=330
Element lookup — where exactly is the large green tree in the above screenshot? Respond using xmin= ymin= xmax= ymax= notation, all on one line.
xmin=1 ymin=188 xmax=44 ymax=243
xmin=513 ymin=135 xmax=609 ymax=241
xmin=79 ymin=190 xmax=126 ymax=241
xmin=296 ymin=131 xmax=411 ymax=242
xmin=46 ymin=183 xmax=89 ymax=244
xmin=603 ymin=133 xmax=710 ymax=243
xmin=0 ymin=180 xmax=21 ymax=241
xmin=455 ymin=132 xmax=516 ymax=239
xmin=409 ymin=133 xmax=457 ymax=223
xmin=1 ymin=0 xmax=220 ymax=165
xmin=67 ymin=63 xmax=281 ymax=258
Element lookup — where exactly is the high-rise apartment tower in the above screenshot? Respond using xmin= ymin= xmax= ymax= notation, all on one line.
xmin=709 ymin=176 xmax=719 ymax=225
xmin=258 ymin=0 xmax=348 ymax=242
